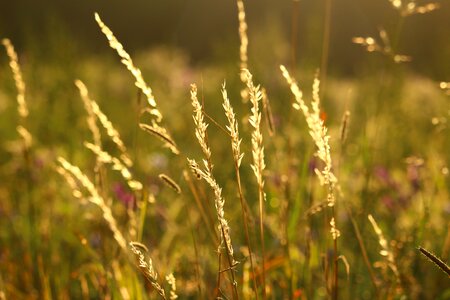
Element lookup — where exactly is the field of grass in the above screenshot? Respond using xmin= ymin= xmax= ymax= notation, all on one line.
xmin=0 ymin=1 xmax=449 ymax=299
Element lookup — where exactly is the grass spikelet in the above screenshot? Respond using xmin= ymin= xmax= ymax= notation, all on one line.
xmin=16 ymin=125 xmax=32 ymax=149
xmin=57 ymin=157 xmax=127 ymax=250
xmin=243 ymin=68 xmax=267 ymax=296
xmin=94 ymin=13 xmax=163 ymax=123
xmin=330 ymin=217 xmax=340 ymax=240
xmin=281 ymin=65 xmax=340 ymax=298
xmin=165 ymin=273 xmax=178 ymax=300
xmin=222 ymin=82 xmax=259 ymax=297
xmin=158 ymin=174 xmax=181 ymax=194
xmin=190 ymin=84 xmax=212 ymax=172
xmin=88 ymin=99 xmax=133 ymax=166
xmin=75 ymin=80 xmax=102 ymax=148
xmin=280 ymin=65 xmax=337 ymax=202
xmin=418 ymin=246 xmax=450 ymax=277
xmin=388 ymin=0 xmax=439 ymax=16
xmin=84 ymin=142 xmax=143 ymax=191
xmin=2 ymin=38 xmax=28 ymax=119
xmin=244 ymin=69 xmax=266 ymax=189
xmin=352 ymin=29 xmax=411 ymax=63
xmin=139 ymin=123 xmax=180 ymax=155
xmin=222 ymin=82 xmax=244 ymax=167
xmin=368 ymin=214 xmax=400 ymax=281
xmin=129 ymin=242 xmax=167 ymax=299
xmin=187 ymin=159 xmax=238 ymax=293
xmin=187 ymin=159 xmax=235 ymax=261
xmin=55 ymin=166 xmax=83 ymax=200
xmin=237 ymin=0 xmax=248 ymax=84
xmin=280 ymin=65 xmax=337 ymax=200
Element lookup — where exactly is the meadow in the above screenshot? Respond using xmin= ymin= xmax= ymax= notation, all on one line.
xmin=0 ymin=1 xmax=449 ymax=299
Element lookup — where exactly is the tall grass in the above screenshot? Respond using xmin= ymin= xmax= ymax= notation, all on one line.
xmin=0 ymin=1 xmax=449 ymax=299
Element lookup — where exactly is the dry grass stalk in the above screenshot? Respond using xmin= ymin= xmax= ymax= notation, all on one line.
xmin=2 ymin=38 xmax=28 ymax=118
xmin=111 ymin=261 xmax=131 ymax=300
xmin=139 ymin=123 xmax=180 ymax=155
xmin=190 ymin=84 xmax=212 ymax=172
xmin=237 ymin=0 xmax=248 ymax=84
xmin=57 ymin=157 xmax=127 ymax=250
xmin=418 ymin=246 xmax=450 ymax=278
xmin=367 ymin=214 xmax=400 ymax=282
xmin=187 ymin=159 xmax=235 ymax=265
xmin=243 ymin=69 xmax=267 ymax=296
xmin=55 ymin=166 xmax=83 ymax=200
xmin=75 ymin=80 xmax=102 ymax=148
xmin=281 ymin=65 xmax=340 ymax=298
xmin=244 ymin=70 xmax=266 ymax=190
xmin=352 ymin=29 xmax=411 ymax=63
xmin=80 ymin=91 xmax=133 ymax=167
xmin=222 ymin=82 xmax=258 ymax=298
xmin=280 ymin=65 xmax=337 ymax=205
xmin=94 ymin=13 xmax=163 ymax=123
xmin=222 ymin=83 xmax=244 ymax=168
xmin=188 ymin=83 xmax=238 ymax=296
xmin=281 ymin=66 xmax=337 ymax=196
xmin=129 ymin=242 xmax=167 ymax=299
xmin=84 ymin=142 xmax=143 ymax=191
xmin=165 ymin=273 xmax=178 ymax=300
xmin=158 ymin=174 xmax=181 ymax=194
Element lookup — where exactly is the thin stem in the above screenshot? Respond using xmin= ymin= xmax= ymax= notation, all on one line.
xmin=418 ymin=246 xmax=450 ymax=277
xmin=216 ymin=252 xmax=223 ymax=299
xmin=347 ymin=205 xmax=379 ymax=294
xmin=187 ymin=208 xmax=203 ymax=298
xmin=235 ymin=163 xmax=259 ymax=299
xmin=332 ymin=206 xmax=338 ymax=300
xmin=221 ymin=226 xmax=240 ymax=300
xmin=258 ymin=187 xmax=267 ymax=298
xmin=184 ymin=171 xmax=219 ymax=245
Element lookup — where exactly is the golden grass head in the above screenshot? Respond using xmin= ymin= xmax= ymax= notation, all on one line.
xmin=2 ymin=38 xmax=28 ymax=119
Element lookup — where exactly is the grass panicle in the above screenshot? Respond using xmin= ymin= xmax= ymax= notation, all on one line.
xmin=94 ymin=13 xmax=162 ymax=123
xmin=139 ymin=123 xmax=180 ymax=155
xmin=368 ymin=214 xmax=401 ymax=282
xmin=57 ymin=157 xmax=127 ymax=250
xmin=75 ymin=80 xmax=102 ymax=148
xmin=129 ymin=242 xmax=167 ymax=299
xmin=190 ymin=84 xmax=212 ymax=172
xmin=84 ymin=142 xmax=143 ymax=191
xmin=2 ymin=38 xmax=28 ymax=119
xmin=158 ymin=173 xmax=181 ymax=194
xmin=165 ymin=273 xmax=178 ymax=300
xmin=243 ymin=69 xmax=267 ymax=297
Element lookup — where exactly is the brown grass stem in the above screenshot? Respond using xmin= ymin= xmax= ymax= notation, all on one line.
xmin=418 ymin=246 xmax=450 ymax=277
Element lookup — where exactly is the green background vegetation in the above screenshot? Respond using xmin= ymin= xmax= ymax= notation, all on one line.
xmin=0 ymin=0 xmax=449 ymax=299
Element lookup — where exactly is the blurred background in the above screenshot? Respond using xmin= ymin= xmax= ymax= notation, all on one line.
xmin=1 ymin=1 xmax=449 ymax=299
xmin=1 ymin=0 xmax=449 ymax=78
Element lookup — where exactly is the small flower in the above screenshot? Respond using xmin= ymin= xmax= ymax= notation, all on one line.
xmin=113 ymin=182 xmax=135 ymax=209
